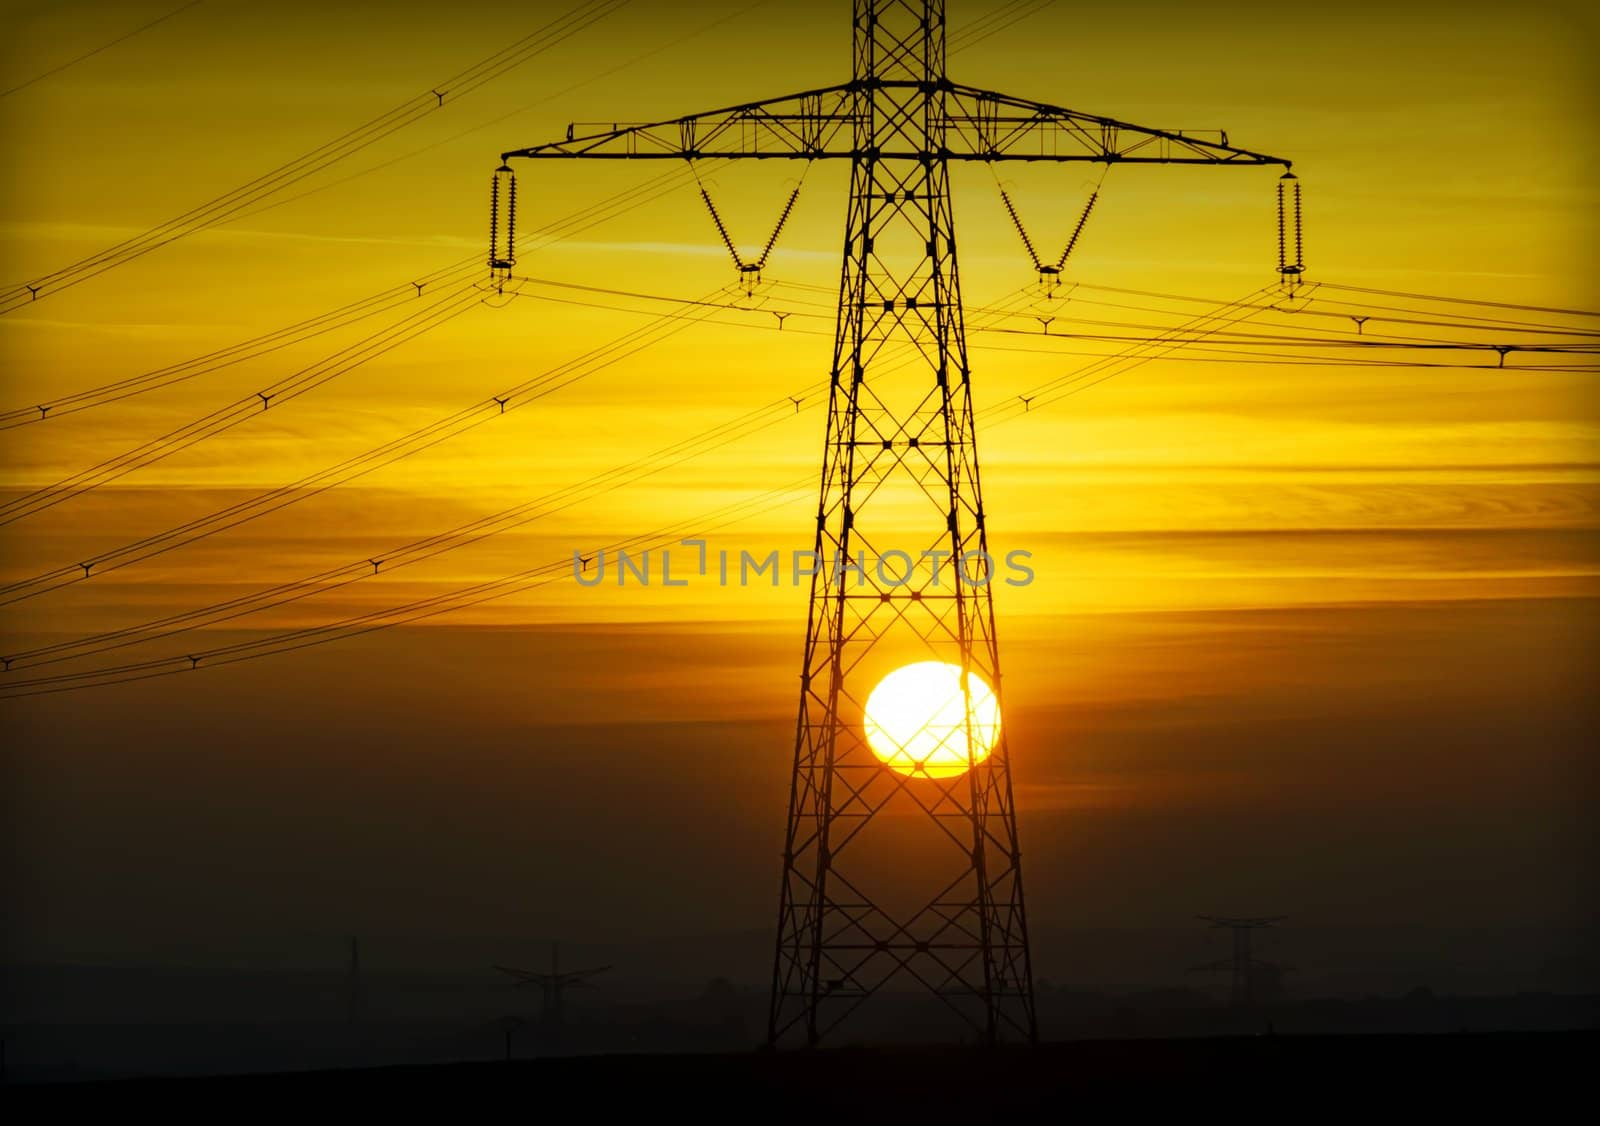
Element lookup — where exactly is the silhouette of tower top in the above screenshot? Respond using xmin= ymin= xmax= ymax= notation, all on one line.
xmin=493 ymin=0 xmax=1292 ymax=1046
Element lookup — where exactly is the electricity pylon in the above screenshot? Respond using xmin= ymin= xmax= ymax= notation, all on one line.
xmin=493 ymin=0 xmax=1292 ymax=1047
xmin=1192 ymin=915 xmax=1289 ymax=1008
xmin=495 ymin=942 xmax=611 ymax=1052
xmin=346 ymin=935 xmax=363 ymax=1025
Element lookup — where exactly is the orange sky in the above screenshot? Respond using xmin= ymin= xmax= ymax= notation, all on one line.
xmin=1 ymin=0 xmax=1596 ymax=977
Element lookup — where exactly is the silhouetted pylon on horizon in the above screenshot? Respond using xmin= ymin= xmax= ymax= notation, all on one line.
xmin=1192 ymin=915 xmax=1290 ymax=1008
xmin=495 ymin=942 xmax=610 ymax=1053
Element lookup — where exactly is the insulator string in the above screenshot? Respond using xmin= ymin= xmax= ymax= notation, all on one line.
xmin=1277 ymin=171 xmax=1303 ymax=284
xmin=700 ymin=188 xmax=745 ymax=270
xmin=755 ymin=188 xmax=802 ymax=270
xmin=1293 ymin=178 xmax=1304 ymax=273
xmin=508 ymin=173 xmax=518 ymax=265
xmin=1277 ymin=178 xmax=1287 ymax=274
xmin=490 ymin=164 xmax=517 ymax=276
xmin=1054 ymin=191 xmax=1098 ymax=272
xmin=699 ymin=176 xmax=806 ymax=284
xmin=994 ymin=164 xmax=1105 ymax=282
xmin=998 ymin=187 xmax=1042 ymax=272
xmin=489 ymin=172 xmax=500 ymax=265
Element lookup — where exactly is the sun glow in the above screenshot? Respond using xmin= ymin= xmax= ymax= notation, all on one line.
xmin=863 ymin=661 xmax=1001 ymax=779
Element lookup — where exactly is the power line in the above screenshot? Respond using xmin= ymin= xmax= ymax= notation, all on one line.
xmin=0 ymin=0 xmax=205 ymax=100
xmin=9 ymin=265 xmax=1561 ymax=601
xmin=0 ymin=284 xmax=1047 ymax=670
xmin=221 ymin=0 xmax=776 ymax=228
xmin=28 ymin=268 xmax=1574 ymax=657
xmin=551 ymin=274 xmax=1600 ymax=376
xmin=1 ymin=162 xmax=714 ymax=430
xmin=976 ymin=342 xmax=1599 ymax=374
xmin=0 ymin=479 xmax=814 ymax=697
xmin=947 ymin=0 xmax=1056 ymax=53
xmin=0 ymin=284 xmax=738 ymax=607
xmin=982 ymin=287 xmax=1278 ymax=421
xmin=0 ymin=260 xmax=477 ymax=430
xmin=1065 ymin=282 xmax=1600 ymax=338
xmin=0 ymin=278 xmax=1251 ymax=693
xmin=0 ymin=387 xmax=815 ymax=673
xmin=0 ymin=285 xmax=1267 ymax=686
xmin=8 ymin=154 xmax=1587 ymax=674
xmin=1268 ymin=294 xmax=1600 ymax=339
xmin=1317 ymin=281 xmax=1600 ymax=319
xmin=975 ymin=322 xmax=1600 ymax=356
xmin=0 ymin=280 xmax=488 ymax=525
xmin=1046 ymin=287 xmax=1600 ymax=343
xmin=6 ymin=268 xmax=1572 ymax=695
xmin=0 ymin=0 xmax=630 ymax=313
xmin=510 ymin=278 xmax=1599 ymax=372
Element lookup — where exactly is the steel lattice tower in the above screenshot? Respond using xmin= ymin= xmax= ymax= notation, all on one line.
xmin=494 ymin=0 xmax=1291 ymax=1047
xmin=1192 ymin=915 xmax=1289 ymax=1008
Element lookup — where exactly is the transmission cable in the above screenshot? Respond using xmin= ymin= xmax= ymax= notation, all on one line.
xmin=0 ymin=479 xmax=816 ymax=698
xmin=948 ymin=0 xmax=1056 ymax=54
xmin=2 ymin=163 xmax=712 ymax=430
xmin=0 ymin=285 xmax=741 ymax=607
xmin=0 ymin=1 xmax=205 ymax=99
xmin=0 ymin=0 xmax=629 ymax=313
xmin=0 ymin=283 xmax=1043 ymax=666
xmin=222 ymin=0 xmax=776 ymax=229
xmin=0 ymin=280 xmax=488 ymax=526
xmin=7 ymin=282 xmax=1527 ymax=696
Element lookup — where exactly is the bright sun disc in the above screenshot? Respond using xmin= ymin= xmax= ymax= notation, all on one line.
xmin=863 ymin=661 xmax=1001 ymax=779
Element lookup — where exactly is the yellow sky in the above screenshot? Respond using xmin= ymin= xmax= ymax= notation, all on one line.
xmin=3 ymin=0 xmax=1596 ymax=634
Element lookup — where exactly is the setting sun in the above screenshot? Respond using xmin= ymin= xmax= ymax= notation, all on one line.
xmin=863 ymin=661 xmax=1001 ymax=779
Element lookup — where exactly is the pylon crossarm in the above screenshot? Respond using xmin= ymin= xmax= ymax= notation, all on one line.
xmin=499 ymin=80 xmax=1290 ymax=167
xmin=500 ymin=84 xmax=859 ymax=162
xmin=942 ymin=82 xmax=1292 ymax=166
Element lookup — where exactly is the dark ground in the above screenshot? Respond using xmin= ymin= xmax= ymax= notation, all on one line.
xmin=6 ymin=1032 xmax=1592 ymax=1109
xmin=4 ymin=983 xmax=1596 ymax=1085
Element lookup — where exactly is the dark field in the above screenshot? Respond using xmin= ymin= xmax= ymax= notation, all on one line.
xmin=9 ymin=1032 xmax=1593 ymax=1108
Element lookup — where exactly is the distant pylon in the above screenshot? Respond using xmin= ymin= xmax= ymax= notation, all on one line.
xmin=346 ymin=935 xmax=363 ymax=1024
xmin=1191 ymin=915 xmax=1288 ymax=1007
xmin=492 ymin=0 xmax=1292 ymax=1046
xmin=495 ymin=942 xmax=610 ymax=1053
